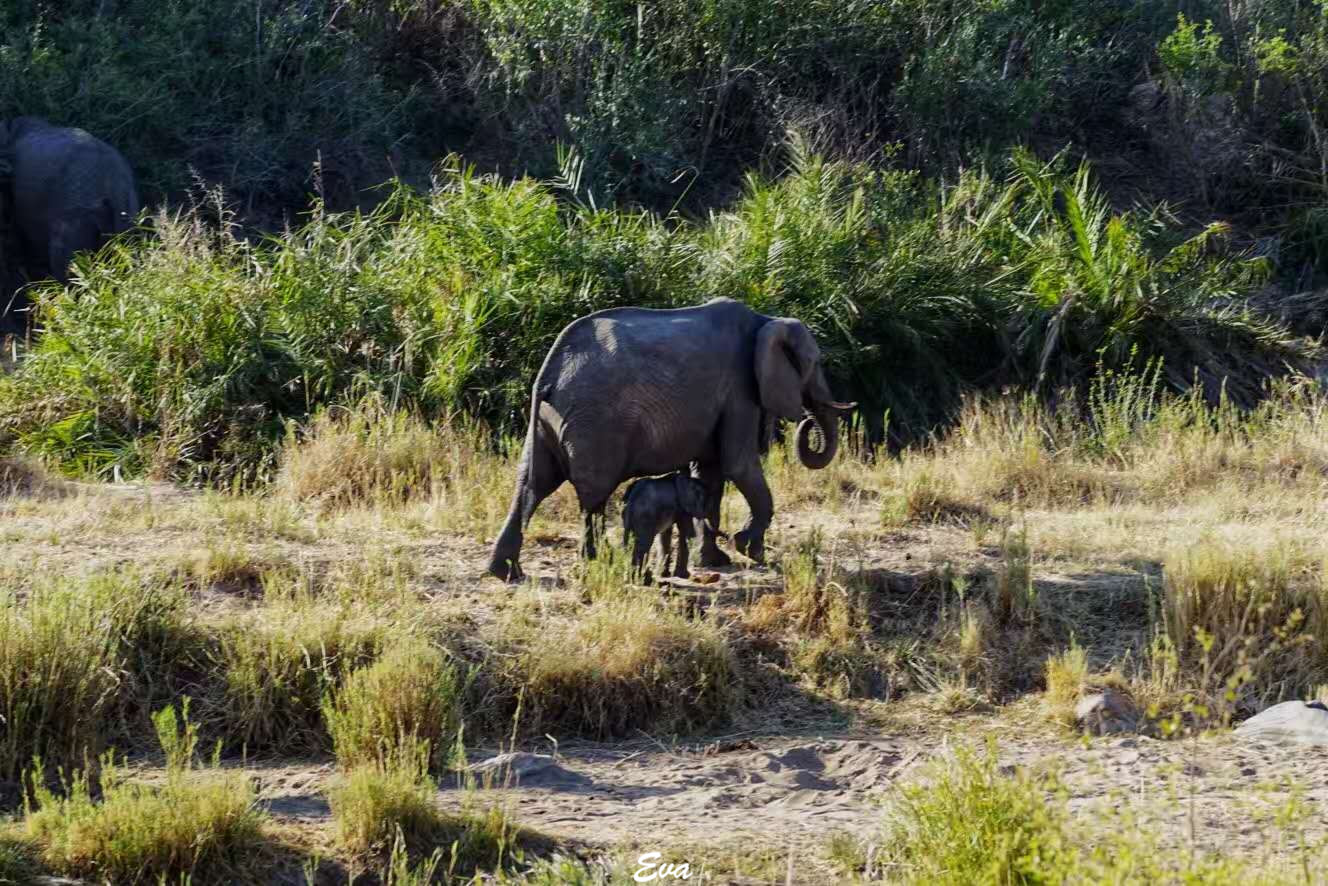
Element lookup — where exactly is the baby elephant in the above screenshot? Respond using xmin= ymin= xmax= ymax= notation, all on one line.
xmin=621 ymin=472 xmax=725 ymax=580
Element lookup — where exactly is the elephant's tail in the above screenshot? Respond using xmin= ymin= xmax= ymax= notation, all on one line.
xmin=518 ymin=384 xmax=556 ymax=530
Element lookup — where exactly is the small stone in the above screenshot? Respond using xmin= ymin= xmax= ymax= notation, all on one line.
xmin=1234 ymin=701 xmax=1328 ymax=746
xmin=1075 ymin=689 xmax=1139 ymax=736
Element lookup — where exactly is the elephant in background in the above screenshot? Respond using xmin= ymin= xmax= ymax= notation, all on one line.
xmin=1 ymin=117 xmax=139 ymax=303
xmin=488 ymin=297 xmax=853 ymax=581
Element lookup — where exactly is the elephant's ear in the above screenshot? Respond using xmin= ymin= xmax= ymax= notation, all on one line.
xmin=755 ymin=319 xmax=816 ymax=420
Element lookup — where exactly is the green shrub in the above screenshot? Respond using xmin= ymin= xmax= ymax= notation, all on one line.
xmin=25 ymin=703 xmax=265 ymax=885
xmin=323 ymin=639 xmax=465 ymax=771
xmin=880 ymin=742 xmax=1075 ymax=885
xmin=0 ymin=0 xmax=418 ymax=204
xmin=0 ymin=148 xmax=1313 ymax=478
xmin=328 ymin=742 xmax=519 ymax=875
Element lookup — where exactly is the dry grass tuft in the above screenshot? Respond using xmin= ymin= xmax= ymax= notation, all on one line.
xmin=328 ymin=742 xmax=521 ymax=876
xmin=495 ymin=592 xmax=737 ymax=738
xmin=0 ymin=573 xmax=189 ymax=782
xmin=173 ymin=537 xmax=291 ymax=596
xmin=1043 ymin=644 xmax=1089 ymax=727
xmin=208 ymin=596 xmax=416 ymax=753
xmin=274 ymin=397 xmax=513 ymax=532
xmin=1161 ymin=539 xmax=1328 ymax=713
xmin=746 ymin=535 xmax=889 ymax=699
xmin=0 ymin=456 xmax=57 ymax=498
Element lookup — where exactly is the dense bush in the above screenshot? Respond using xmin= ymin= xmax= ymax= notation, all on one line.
xmin=3 ymin=0 xmax=1327 ymax=480
xmin=0 ymin=149 xmax=1313 ymax=479
xmin=7 ymin=0 xmax=1321 ymax=228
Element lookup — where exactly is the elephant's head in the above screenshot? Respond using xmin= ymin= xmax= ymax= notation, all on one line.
xmin=754 ymin=318 xmax=854 ymax=470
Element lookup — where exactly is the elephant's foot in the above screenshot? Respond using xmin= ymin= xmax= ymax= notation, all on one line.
xmin=673 ymin=565 xmax=691 ymax=580
xmin=733 ymin=529 xmax=766 ymax=565
xmin=488 ymin=556 xmax=524 ymax=583
xmin=699 ymin=545 xmax=731 ymax=568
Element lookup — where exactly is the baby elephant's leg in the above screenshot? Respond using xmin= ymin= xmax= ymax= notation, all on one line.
xmin=658 ymin=524 xmax=674 ymax=578
xmin=630 ymin=526 xmax=655 ymax=580
xmin=673 ymin=518 xmax=693 ymax=578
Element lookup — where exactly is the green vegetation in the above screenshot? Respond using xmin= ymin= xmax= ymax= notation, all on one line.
xmin=25 ymin=703 xmax=266 ymax=884
xmin=323 ymin=639 xmax=466 ymax=771
xmin=2 ymin=3 xmax=1327 ymax=480
xmin=327 ymin=742 xmax=520 ymax=873
xmin=1 ymin=151 xmax=1316 ymax=480
xmin=869 ymin=741 xmax=1295 ymax=884
xmin=0 ymin=573 xmax=189 ymax=782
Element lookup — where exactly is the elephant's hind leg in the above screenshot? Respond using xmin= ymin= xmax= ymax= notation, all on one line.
xmin=672 ymin=520 xmax=692 ymax=578
xmin=571 ymin=460 xmax=621 ymax=565
xmin=489 ymin=437 xmax=564 ymax=581
xmin=630 ymin=530 xmax=655 ymax=583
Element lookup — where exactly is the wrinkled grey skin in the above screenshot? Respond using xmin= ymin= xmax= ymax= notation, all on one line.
xmin=488 ymin=297 xmax=853 ymax=581
xmin=3 ymin=117 xmax=139 ymax=286
xmin=622 ymin=472 xmax=727 ymax=581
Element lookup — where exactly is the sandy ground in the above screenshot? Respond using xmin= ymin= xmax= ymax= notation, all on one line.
xmin=243 ymin=726 xmax=1328 ymax=879
xmin=10 ymin=479 xmax=1328 ymax=881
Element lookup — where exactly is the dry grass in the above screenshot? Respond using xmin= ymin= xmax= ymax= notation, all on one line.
xmin=745 ymin=536 xmax=889 ymax=699
xmin=1042 ymin=644 xmax=1089 ymax=727
xmin=1 ymin=373 xmax=1328 ymax=877
xmin=1159 ymin=539 xmax=1328 ymax=715
xmin=493 ymin=585 xmax=737 ymax=738
xmin=274 ymin=396 xmax=528 ymax=541
xmin=0 ymin=456 xmax=56 ymax=498
xmin=0 ymin=573 xmax=188 ymax=782
xmin=208 ymin=595 xmax=416 ymax=753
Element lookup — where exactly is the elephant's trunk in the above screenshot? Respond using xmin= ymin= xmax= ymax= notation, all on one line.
xmin=796 ymin=405 xmax=839 ymax=470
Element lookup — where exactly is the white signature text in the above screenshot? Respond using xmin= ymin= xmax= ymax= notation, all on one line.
xmin=634 ymin=851 xmax=692 ymax=882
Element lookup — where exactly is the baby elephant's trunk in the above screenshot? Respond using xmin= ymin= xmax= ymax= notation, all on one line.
xmin=702 ymin=518 xmax=728 ymax=541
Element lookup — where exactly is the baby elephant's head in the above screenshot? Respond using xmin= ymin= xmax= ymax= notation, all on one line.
xmin=673 ymin=474 xmax=727 ymax=539
xmin=672 ymin=474 xmax=708 ymax=519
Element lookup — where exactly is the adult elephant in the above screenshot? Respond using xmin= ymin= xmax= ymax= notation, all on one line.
xmin=488 ymin=297 xmax=853 ymax=581
xmin=3 ymin=116 xmax=139 ymax=286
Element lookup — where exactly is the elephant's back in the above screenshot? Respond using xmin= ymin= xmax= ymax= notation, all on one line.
xmin=13 ymin=125 xmax=136 ymax=219
xmin=535 ymin=300 xmax=751 ymax=477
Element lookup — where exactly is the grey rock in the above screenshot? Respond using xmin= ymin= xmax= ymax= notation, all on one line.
xmin=468 ymin=751 xmax=558 ymax=776
xmin=1075 ymin=689 xmax=1138 ymax=736
xmin=466 ymin=752 xmax=589 ymax=788
xmin=1234 ymin=701 xmax=1328 ymax=746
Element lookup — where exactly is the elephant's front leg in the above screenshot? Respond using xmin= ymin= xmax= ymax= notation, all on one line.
xmin=584 ymin=510 xmax=609 ymax=562
xmin=694 ymin=461 xmax=731 ymax=568
xmin=728 ymin=461 xmax=773 ymax=565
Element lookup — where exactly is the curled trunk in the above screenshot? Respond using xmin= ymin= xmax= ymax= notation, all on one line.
xmin=795 ymin=406 xmax=839 ymax=469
